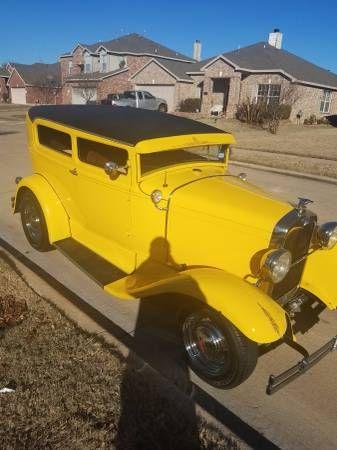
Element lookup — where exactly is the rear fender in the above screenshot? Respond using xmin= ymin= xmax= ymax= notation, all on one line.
xmin=14 ymin=175 xmax=70 ymax=243
xmin=105 ymin=264 xmax=287 ymax=344
xmin=301 ymin=247 xmax=337 ymax=310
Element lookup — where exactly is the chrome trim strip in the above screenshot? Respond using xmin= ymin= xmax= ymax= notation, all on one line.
xmin=270 ymin=208 xmax=317 ymax=249
xmin=268 ymin=208 xmax=317 ymax=299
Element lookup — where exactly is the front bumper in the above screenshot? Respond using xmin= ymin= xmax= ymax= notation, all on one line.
xmin=267 ymin=335 xmax=337 ymax=395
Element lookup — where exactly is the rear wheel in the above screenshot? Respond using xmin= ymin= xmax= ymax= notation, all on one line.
xmin=20 ymin=190 xmax=51 ymax=251
xmin=182 ymin=307 xmax=258 ymax=388
xmin=158 ymin=103 xmax=167 ymax=113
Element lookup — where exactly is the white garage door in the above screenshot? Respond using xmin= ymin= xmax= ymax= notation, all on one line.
xmin=11 ymin=88 xmax=26 ymax=104
xmin=72 ymin=87 xmax=97 ymax=104
xmin=136 ymin=84 xmax=175 ymax=112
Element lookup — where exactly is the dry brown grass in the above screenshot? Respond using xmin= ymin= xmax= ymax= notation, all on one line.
xmin=194 ymin=116 xmax=337 ymax=178
xmin=0 ymin=253 xmax=238 ymax=450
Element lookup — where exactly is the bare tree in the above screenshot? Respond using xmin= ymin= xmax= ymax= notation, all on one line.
xmin=76 ymin=77 xmax=98 ymax=104
xmin=280 ymin=84 xmax=300 ymax=106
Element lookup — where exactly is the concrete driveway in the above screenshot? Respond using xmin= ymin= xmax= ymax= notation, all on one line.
xmin=1 ymin=113 xmax=337 ymax=450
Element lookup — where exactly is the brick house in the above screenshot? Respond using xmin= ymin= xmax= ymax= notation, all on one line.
xmin=0 ymin=67 xmax=10 ymax=103
xmin=59 ymin=33 xmax=196 ymax=111
xmin=194 ymin=31 xmax=337 ymax=121
xmin=7 ymin=63 xmax=62 ymax=104
xmin=59 ymin=31 xmax=337 ymax=120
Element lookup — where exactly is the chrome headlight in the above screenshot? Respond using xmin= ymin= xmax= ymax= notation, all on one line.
xmin=260 ymin=249 xmax=292 ymax=284
xmin=318 ymin=222 xmax=337 ymax=249
xmin=151 ymin=189 xmax=163 ymax=204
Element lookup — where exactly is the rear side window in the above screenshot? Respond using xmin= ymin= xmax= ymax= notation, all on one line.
xmin=37 ymin=125 xmax=72 ymax=156
xmin=77 ymin=138 xmax=128 ymax=168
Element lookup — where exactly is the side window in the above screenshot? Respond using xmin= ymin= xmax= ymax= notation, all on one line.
xmin=144 ymin=92 xmax=154 ymax=99
xmin=77 ymin=138 xmax=128 ymax=168
xmin=37 ymin=125 xmax=72 ymax=156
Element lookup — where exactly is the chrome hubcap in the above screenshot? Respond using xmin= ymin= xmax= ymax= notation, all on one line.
xmin=23 ymin=199 xmax=42 ymax=243
xmin=183 ymin=314 xmax=230 ymax=378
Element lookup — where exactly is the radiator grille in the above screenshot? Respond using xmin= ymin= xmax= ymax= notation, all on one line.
xmin=271 ymin=217 xmax=316 ymax=300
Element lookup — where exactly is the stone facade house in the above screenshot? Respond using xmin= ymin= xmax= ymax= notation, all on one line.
xmin=195 ymin=32 xmax=337 ymax=121
xmin=7 ymin=63 xmax=62 ymax=105
xmin=0 ymin=67 xmax=10 ymax=103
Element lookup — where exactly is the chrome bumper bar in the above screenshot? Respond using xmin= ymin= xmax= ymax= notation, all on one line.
xmin=267 ymin=335 xmax=337 ymax=395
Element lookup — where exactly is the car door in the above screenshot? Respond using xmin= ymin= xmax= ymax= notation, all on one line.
xmin=142 ymin=91 xmax=157 ymax=110
xmin=70 ymin=135 xmax=136 ymax=273
xmin=33 ymin=121 xmax=80 ymax=222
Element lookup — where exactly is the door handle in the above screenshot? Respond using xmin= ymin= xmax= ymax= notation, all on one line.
xmin=69 ymin=168 xmax=78 ymax=176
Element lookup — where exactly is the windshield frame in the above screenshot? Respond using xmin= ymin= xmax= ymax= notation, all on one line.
xmin=136 ymin=144 xmax=230 ymax=181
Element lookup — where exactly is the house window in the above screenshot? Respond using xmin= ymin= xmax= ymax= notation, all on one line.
xmin=37 ymin=125 xmax=72 ymax=156
xmin=100 ymin=53 xmax=107 ymax=72
xmin=84 ymin=53 xmax=92 ymax=73
xmin=212 ymin=78 xmax=226 ymax=93
xmin=257 ymin=84 xmax=281 ymax=104
xmin=68 ymin=61 xmax=72 ymax=75
xmin=320 ymin=90 xmax=331 ymax=113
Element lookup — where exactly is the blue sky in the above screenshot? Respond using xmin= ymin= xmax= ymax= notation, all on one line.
xmin=1 ymin=0 xmax=337 ymax=73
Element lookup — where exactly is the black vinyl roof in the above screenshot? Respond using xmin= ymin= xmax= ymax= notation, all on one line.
xmin=28 ymin=105 xmax=226 ymax=146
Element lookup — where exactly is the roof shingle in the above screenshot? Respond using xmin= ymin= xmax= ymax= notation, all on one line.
xmin=79 ymin=33 xmax=194 ymax=62
xmin=0 ymin=67 xmax=10 ymax=78
xmin=10 ymin=62 xmax=61 ymax=86
xmin=221 ymin=42 xmax=337 ymax=88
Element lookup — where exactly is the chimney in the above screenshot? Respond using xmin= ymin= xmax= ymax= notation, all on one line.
xmin=268 ymin=29 xmax=283 ymax=49
xmin=193 ymin=40 xmax=202 ymax=61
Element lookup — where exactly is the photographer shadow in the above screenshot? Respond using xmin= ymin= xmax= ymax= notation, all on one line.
xmin=116 ymin=237 xmax=206 ymax=449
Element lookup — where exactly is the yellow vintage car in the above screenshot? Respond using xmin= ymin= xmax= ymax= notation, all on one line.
xmin=14 ymin=105 xmax=337 ymax=394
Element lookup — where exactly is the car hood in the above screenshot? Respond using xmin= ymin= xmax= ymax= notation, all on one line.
xmin=140 ymin=168 xmax=292 ymax=234
xmin=169 ymin=175 xmax=292 ymax=233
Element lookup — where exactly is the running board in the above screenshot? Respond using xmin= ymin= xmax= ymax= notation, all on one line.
xmin=54 ymin=238 xmax=126 ymax=287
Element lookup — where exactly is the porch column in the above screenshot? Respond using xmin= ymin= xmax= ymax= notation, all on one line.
xmin=200 ymin=77 xmax=213 ymax=114
xmin=225 ymin=75 xmax=241 ymax=119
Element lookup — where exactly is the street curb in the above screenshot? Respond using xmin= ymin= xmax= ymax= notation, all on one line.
xmin=230 ymin=160 xmax=337 ymax=185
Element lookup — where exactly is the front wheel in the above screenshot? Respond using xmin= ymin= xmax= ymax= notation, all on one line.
xmin=182 ymin=307 xmax=258 ymax=388
xmin=158 ymin=103 xmax=167 ymax=113
xmin=20 ymin=190 xmax=52 ymax=251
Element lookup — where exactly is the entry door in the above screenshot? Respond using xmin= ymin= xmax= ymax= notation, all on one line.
xmin=71 ymin=136 xmax=135 ymax=273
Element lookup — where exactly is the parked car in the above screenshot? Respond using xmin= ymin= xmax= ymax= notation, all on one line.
xmin=101 ymin=93 xmax=123 ymax=105
xmin=107 ymin=90 xmax=168 ymax=112
xmin=14 ymin=105 xmax=337 ymax=393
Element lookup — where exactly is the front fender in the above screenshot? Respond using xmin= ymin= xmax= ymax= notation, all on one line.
xmin=105 ymin=264 xmax=287 ymax=344
xmin=14 ymin=175 xmax=70 ymax=243
xmin=301 ymin=247 xmax=337 ymax=310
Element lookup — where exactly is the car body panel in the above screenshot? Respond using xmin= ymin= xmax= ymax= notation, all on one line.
xmin=14 ymin=174 xmax=70 ymax=243
xmin=104 ymin=264 xmax=287 ymax=344
xmin=301 ymin=246 xmax=337 ymax=310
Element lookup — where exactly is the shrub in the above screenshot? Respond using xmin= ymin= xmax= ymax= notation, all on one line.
xmin=179 ymin=97 xmax=201 ymax=113
xmin=304 ymin=114 xmax=317 ymax=125
xmin=278 ymin=103 xmax=292 ymax=120
xmin=236 ymin=99 xmax=291 ymax=134
xmin=317 ymin=116 xmax=329 ymax=125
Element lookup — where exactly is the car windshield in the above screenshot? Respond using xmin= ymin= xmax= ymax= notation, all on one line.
xmin=123 ymin=91 xmax=136 ymax=99
xmin=140 ymin=145 xmax=227 ymax=175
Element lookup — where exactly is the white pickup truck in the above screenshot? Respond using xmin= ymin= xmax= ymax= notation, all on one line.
xmin=106 ymin=90 xmax=168 ymax=112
